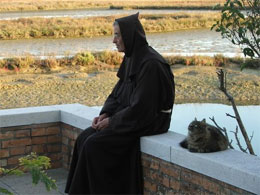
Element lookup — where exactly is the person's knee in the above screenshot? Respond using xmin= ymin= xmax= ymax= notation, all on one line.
xmin=82 ymin=134 xmax=100 ymax=156
xmin=76 ymin=127 xmax=96 ymax=149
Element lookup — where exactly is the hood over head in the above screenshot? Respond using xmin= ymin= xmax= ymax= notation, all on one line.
xmin=115 ymin=12 xmax=148 ymax=57
xmin=115 ymin=13 xmax=166 ymax=80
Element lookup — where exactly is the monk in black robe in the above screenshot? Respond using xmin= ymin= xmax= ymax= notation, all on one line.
xmin=65 ymin=13 xmax=175 ymax=194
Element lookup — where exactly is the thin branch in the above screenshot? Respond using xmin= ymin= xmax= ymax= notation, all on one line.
xmin=0 ymin=165 xmax=22 ymax=178
xmin=226 ymin=113 xmax=237 ymax=119
xmin=231 ymin=126 xmax=247 ymax=153
xmin=216 ymin=69 xmax=255 ymax=155
xmin=209 ymin=116 xmax=234 ymax=149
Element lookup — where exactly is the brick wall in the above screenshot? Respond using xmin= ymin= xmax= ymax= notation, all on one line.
xmin=0 ymin=122 xmax=62 ymax=169
xmin=0 ymin=123 xmax=254 ymax=194
xmin=142 ymin=153 xmax=253 ymax=195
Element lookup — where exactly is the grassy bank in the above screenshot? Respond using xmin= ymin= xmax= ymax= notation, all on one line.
xmin=0 ymin=0 xmax=226 ymax=12
xmin=0 ymin=51 xmax=259 ymax=74
xmin=0 ymin=13 xmax=220 ymax=40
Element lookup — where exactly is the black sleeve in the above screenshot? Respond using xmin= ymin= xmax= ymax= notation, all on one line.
xmin=99 ymin=80 xmax=121 ymax=116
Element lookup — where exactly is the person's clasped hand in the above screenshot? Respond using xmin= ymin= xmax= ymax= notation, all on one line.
xmin=92 ymin=113 xmax=109 ymax=131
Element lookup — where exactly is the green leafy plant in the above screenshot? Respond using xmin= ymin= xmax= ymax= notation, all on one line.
xmin=0 ymin=153 xmax=57 ymax=195
xmin=211 ymin=0 xmax=260 ymax=61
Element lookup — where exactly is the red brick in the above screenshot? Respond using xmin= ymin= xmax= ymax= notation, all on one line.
xmin=2 ymin=125 xmax=31 ymax=131
xmin=62 ymin=137 xmax=69 ymax=145
xmin=150 ymin=159 xmax=159 ymax=170
xmin=223 ymin=182 xmax=246 ymax=194
xmin=32 ymin=123 xmax=60 ymax=128
xmin=144 ymin=180 xmax=157 ymax=192
xmin=70 ymin=140 xmax=75 ymax=147
xmin=51 ymin=161 xmax=62 ymax=169
xmin=26 ymin=146 xmax=32 ymax=153
xmin=48 ymin=153 xmax=62 ymax=161
xmin=32 ymin=128 xmax=46 ymax=136
xmin=162 ymin=176 xmax=170 ymax=188
xmin=61 ymin=123 xmax=74 ymax=130
xmin=63 ymin=129 xmax=73 ymax=139
xmin=170 ymin=179 xmax=180 ymax=191
xmin=141 ymin=157 xmax=150 ymax=168
xmin=62 ymin=145 xmax=68 ymax=153
xmin=150 ymin=171 xmax=159 ymax=181
xmin=46 ymin=126 xmax=60 ymax=135
xmin=32 ymin=145 xmax=46 ymax=153
xmin=0 ymin=131 xmax=14 ymax=139
xmin=180 ymin=182 xmax=201 ymax=194
xmin=32 ymin=136 xmax=47 ymax=144
xmin=62 ymin=154 xmax=69 ymax=163
xmin=15 ymin=130 xmax=30 ymax=138
xmin=160 ymin=165 xmax=180 ymax=179
xmin=8 ymin=156 xmax=21 ymax=165
xmin=10 ymin=147 xmax=26 ymax=155
xmin=47 ymin=135 xmax=61 ymax=143
xmin=0 ymin=149 xmax=9 ymax=158
xmin=181 ymin=169 xmax=203 ymax=186
xmin=47 ymin=144 xmax=61 ymax=153
xmin=2 ymin=138 xmax=32 ymax=148
xmin=201 ymin=178 xmax=220 ymax=193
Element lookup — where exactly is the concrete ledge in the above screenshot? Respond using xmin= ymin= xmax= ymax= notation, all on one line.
xmin=0 ymin=104 xmax=259 ymax=194
xmin=142 ymin=132 xmax=260 ymax=194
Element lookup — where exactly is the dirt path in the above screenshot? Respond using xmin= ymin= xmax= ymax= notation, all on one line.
xmin=0 ymin=65 xmax=259 ymax=110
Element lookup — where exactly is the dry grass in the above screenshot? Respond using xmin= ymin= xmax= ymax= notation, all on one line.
xmin=0 ymin=13 xmax=220 ymax=40
xmin=0 ymin=0 xmax=227 ymax=12
xmin=1 ymin=51 xmax=259 ymax=74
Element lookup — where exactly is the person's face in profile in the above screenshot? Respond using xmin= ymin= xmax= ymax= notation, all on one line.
xmin=113 ymin=24 xmax=125 ymax=52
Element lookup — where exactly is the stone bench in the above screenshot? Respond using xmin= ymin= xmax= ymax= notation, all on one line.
xmin=0 ymin=104 xmax=259 ymax=194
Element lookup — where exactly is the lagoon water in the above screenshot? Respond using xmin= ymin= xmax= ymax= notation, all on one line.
xmin=0 ymin=9 xmax=219 ymax=20
xmin=0 ymin=29 xmax=242 ymax=59
xmin=93 ymin=103 xmax=260 ymax=156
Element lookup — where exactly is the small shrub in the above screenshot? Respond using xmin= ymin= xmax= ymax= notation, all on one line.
xmin=213 ymin=54 xmax=227 ymax=67
xmin=95 ymin=51 xmax=122 ymax=66
xmin=73 ymin=52 xmax=95 ymax=66
xmin=165 ymin=56 xmax=186 ymax=66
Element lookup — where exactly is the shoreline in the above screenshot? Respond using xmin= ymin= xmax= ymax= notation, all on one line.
xmin=1 ymin=65 xmax=259 ymax=110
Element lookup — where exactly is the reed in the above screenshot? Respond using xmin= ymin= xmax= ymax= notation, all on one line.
xmin=0 ymin=13 xmax=220 ymax=40
xmin=0 ymin=0 xmax=227 ymax=12
xmin=1 ymin=51 xmax=258 ymax=74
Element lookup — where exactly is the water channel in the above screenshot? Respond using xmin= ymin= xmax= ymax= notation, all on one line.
xmin=0 ymin=9 xmax=219 ymax=20
xmin=0 ymin=29 xmax=242 ymax=58
xmin=93 ymin=104 xmax=260 ymax=156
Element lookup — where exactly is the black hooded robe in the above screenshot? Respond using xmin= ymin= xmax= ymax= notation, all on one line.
xmin=65 ymin=13 xmax=175 ymax=194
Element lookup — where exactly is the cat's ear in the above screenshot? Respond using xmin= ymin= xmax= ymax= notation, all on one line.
xmin=201 ymin=118 xmax=206 ymax=123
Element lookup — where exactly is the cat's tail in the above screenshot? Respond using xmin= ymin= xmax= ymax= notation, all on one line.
xmin=180 ymin=139 xmax=188 ymax=149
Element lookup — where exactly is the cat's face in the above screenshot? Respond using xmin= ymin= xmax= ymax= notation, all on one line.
xmin=188 ymin=119 xmax=206 ymax=134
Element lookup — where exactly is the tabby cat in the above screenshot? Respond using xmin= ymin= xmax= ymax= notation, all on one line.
xmin=180 ymin=118 xmax=228 ymax=153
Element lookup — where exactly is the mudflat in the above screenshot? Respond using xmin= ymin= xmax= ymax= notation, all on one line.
xmin=0 ymin=65 xmax=259 ymax=110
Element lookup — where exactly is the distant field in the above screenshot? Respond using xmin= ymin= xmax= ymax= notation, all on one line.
xmin=0 ymin=0 xmax=227 ymax=12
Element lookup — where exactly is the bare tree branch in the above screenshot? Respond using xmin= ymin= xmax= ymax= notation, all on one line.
xmin=231 ymin=126 xmax=247 ymax=153
xmin=226 ymin=113 xmax=236 ymax=119
xmin=209 ymin=116 xmax=234 ymax=149
xmin=216 ymin=69 xmax=255 ymax=155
